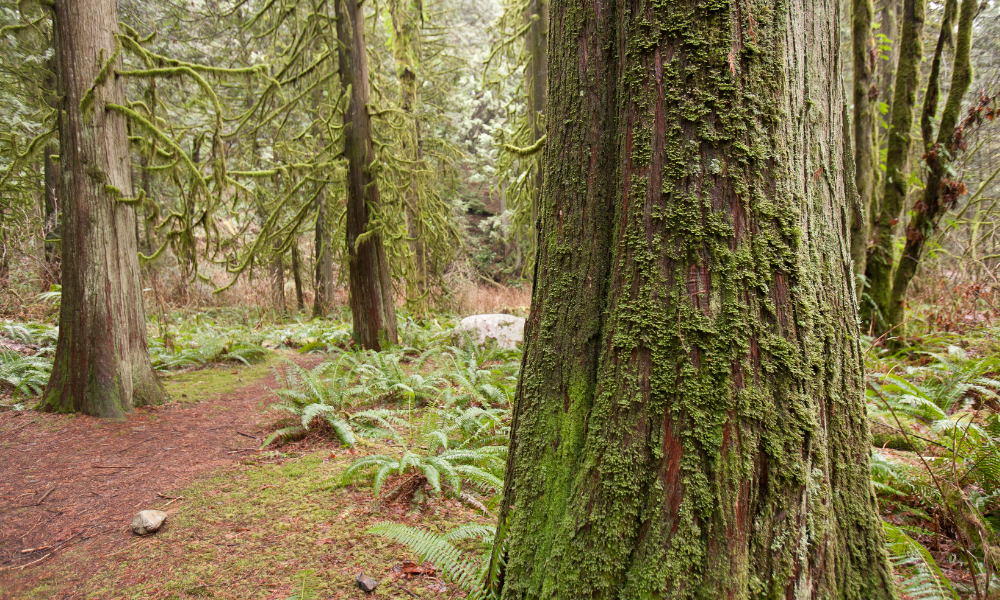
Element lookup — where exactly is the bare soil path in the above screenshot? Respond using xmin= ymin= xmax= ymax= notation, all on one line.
xmin=0 ymin=354 xmax=317 ymax=596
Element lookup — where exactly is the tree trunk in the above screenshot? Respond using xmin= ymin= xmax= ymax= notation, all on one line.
xmin=524 ymin=0 xmax=547 ymax=247
xmin=292 ymin=243 xmax=305 ymax=311
xmin=391 ymin=0 xmax=428 ymax=314
xmin=41 ymin=143 xmax=60 ymax=288
xmin=491 ymin=0 xmax=894 ymax=595
xmin=851 ymin=0 xmax=876 ymax=295
xmin=270 ymin=249 xmax=285 ymax=315
xmin=41 ymin=0 xmax=166 ymax=418
xmin=888 ymin=0 xmax=976 ymax=328
xmin=334 ymin=0 xmax=398 ymax=349
xmin=312 ymin=185 xmax=335 ymax=317
xmin=862 ymin=0 xmax=924 ymax=331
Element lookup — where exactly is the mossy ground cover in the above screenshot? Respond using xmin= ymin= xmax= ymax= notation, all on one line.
xmin=159 ymin=359 xmax=276 ymax=405
xmin=74 ymin=449 xmax=489 ymax=599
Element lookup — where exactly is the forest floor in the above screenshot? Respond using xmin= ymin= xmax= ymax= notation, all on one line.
xmin=0 ymin=352 xmax=484 ymax=599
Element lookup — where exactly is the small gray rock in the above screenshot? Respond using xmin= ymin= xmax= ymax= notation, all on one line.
xmin=355 ymin=572 xmax=377 ymax=593
xmin=131 ymin=509 xmax=168 ymax=535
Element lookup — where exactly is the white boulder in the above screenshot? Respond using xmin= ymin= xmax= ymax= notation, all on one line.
xmin=131 ymin=509 xmax=168 ymax=535
xmin=453 ymin=314 xmax=525 ymax=350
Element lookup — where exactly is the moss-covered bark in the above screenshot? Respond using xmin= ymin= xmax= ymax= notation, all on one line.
xmin=334 ymin=0 xmax=398 ymax=349
xmin=41 ymin=0 xmax=166 ymax=419
xmin=492 ymin=0 xmax=895 ymax=595
xmin=862 ymin=0 xmax=924 ymax=331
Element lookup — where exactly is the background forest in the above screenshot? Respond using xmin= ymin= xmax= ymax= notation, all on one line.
xmin=0 ymin=0 xmax=999 ymax=597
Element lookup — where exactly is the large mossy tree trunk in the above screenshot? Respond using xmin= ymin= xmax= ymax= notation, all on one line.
xmin=41 ymin=0 xmax=166 ymax=418
xmin=862 ymin=0 xmax=924 ymax=331
xmin=492 ymin=0 xmax=895 ymax=594
xmin=334 ymin=0 xmax=398 ymax=350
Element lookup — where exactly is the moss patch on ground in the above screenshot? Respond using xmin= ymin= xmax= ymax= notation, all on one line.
xmin=67 ymin=449 xmax=490 ymax=599
xmin=159 ymin=360 xmax=274 ymax=405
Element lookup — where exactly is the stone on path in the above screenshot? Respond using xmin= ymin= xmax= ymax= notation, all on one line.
xmin=131 ymin=509 xmax=168 ymax=535
xmin=453 ymin=314 xmax=525 ymax=350
xmin=355 ymin=572 xmax=378 ymax=593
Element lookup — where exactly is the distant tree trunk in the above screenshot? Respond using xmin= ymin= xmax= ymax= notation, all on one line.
xmin=41 ymin=143 xmax=60 ymax=288
xmin=862 ymin=0 xmax=924 ymax=331
xmin=524 ymin=0 xmax=547 ymax=250
xmin=310 ymin=82 xmax=335 ymax=318
xmin=312 ymin=185 xmax=335 ymax=317
xmin=41 ymin=0 xmax=166 ymax=418
xmin=334 ymin=0 xmax=398 ymax=349
xmin=270 ymin=249 xmax=285 ymax=315
xmin=391 ymin=0 xmax=428 ymax=314
xmin=888 ymin=0 xmax=975 ymax=328
xmin=292 ymin=243 xmax=305 ymax=311
xmin=851 ymin=0 xmax=876 ymax=294
xmin=490 ymin=0 xmax=894 ymax=595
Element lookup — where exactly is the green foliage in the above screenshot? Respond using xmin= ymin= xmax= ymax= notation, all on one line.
xmin=868 ymin=336 xmax=1000 ymax=595
xmin=342 ymin=433 xmax=506 ymax=499
xmin=367 ymin=522 xmax=492 ymax=595
xmin=884 ymin=523 xmax=959 ymax=600
xmin=0 ymin=349 xmax=51 ymax=399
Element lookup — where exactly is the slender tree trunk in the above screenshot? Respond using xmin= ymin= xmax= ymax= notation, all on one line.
xmin=41 ymin=143 xmax=60 ymax=288
xmin=490 ymin=0 xmax=894 ymax=594
xmin=391 ymin=0 xmax=428 ymax=314
xmin=334 ymin=0 xmax=398 ymax=349
xmin=312 ymin=185 xmax=335 ymax=317
xmin=270 ymin=249 xmax=285 ymax=315
xmin=41 ymin=0 xmax=166 ymax=418
xmin=292 ymin=243 xmax=305 ymax=311
xmin=524 ymin=0 xmax=547 ymax=249
xmin=862 ymin=0 xmax=924 ymax=330
xmin=888 ymin=0 xmax=976 ymax=328
xmin=851 ymin=0 xmax=876 ymax=294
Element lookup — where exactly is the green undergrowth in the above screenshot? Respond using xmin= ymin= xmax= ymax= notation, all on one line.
xmin=74 ymin=451 xmax=491 ymax=599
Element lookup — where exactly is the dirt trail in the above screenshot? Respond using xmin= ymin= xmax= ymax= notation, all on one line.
xmin=0 ymin=355 xmax=315 ymax=596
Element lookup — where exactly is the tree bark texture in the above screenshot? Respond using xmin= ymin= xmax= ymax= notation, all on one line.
xmin=41 ymin=0 xmax=166 ymax=418
xmin=493 ymin=0 xmax=894 ymax=595
xmin=335 ymin=0 xmax=398 ymax=349
xmin=862 ymin=0 xmax=924 ymax=330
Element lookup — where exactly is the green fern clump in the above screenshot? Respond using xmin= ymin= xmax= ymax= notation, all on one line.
xmin=150 ymin=326 xmax=269 ymax=371
xmin=342 ymin=430 xmax=506 ymax=500
xmin=263 ymin=361 xmax=358 ymax=447
xmin=0 ymin=349 xmax=52 ymax=399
